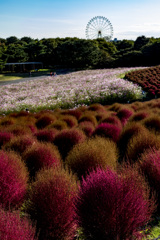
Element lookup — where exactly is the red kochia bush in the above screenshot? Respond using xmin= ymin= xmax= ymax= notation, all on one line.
xmin=78 ymin=121 xmax=95 ymax=137
xmin=0 ymin=207 xmax=37 ymax=240
xmin=76 ymin=167 xmax=155 ymax=240
xmin=3 ymin=135 xmax=36 ymax=155
xmin=0 ymin=150 xmax=28 ymax=209
xmin=0 ymin=131 xmax=14 ymax=148
xmin=116 ymin=107 xmax=134 ymax=125
xmin=27 ymin=167 xmax=78 ymax=240
xmin=34 ymin=128 xmax=59 ymax=142
xmin=23 ymin=142 xmax=61 ymax=178
xmin=35 ymin=114 xmax=56 ymax=129
xmin=138 ymin=148 xmax=160 ymax=213
xmin=92 ymin=122 xmax=121 ymax=142
xmin=53 ymin=128 xmax=86 ymax=159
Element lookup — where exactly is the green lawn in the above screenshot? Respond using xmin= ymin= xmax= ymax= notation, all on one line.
xmin=0 ymin=69 xmax=53 ymax=82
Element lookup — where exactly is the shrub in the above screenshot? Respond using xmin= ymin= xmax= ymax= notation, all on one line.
xmin=35 ymin=113 xmax=56 ymax=129
xmin=3 ymin=124 xmax=34 ymax=136
xmin=0 ymin=117 xmax=15 ymax=126
xmin=76 ymin=167 xmax=155 ymax=240
xmin=60 ymin=108 xmax=83 ymax=120
xmin=138 ymin=148 xmax=160 ymax=213
xmin=141 ymin=114 xmax=160 ymax=134
xmin=60 ymin=115 xmax=78 ymax=128
xmin=126 ymin=131 xmax=160 ymax=163
xmin=34 ymin=128 xmax=59 ymax=142
xmin=65 ymin=136 xmax=118 ymax=179
xmin=92 ymin=122 xmax=121 ymax=142
xmin=78 ymin=121 xmax=95 ymax=137
xmin=117 ymin=122 xmax=148 ymax=161
xmin=0 ymin=150 xmax=28 ymax=209
xmin=3 ymin=135 xmax=36 ymax=155
xmin=48 ymin=120 xmax=68 ymax=130
xmin=100 ymin=115 xmax=122 ymax=130
xmin=53 ymin=128 xmax=86 ymax=159
xmin=116 ymin=107 xmax=134 ymax=125
xmin=23 ymin=142 xmax=61 ymax=178
xmin=26 ymin=167 xmax=78 ymax=240
xmin=0 ymin=207 xmax=37 ymax=240
xmin=0 ymin=131 xmax=14 ymax=148
xmin=128 ymin=111 xmax=149 ymax=122
xmin=88 ymin=103 xmax=106 ymax=113
xmin=107 ymin=102 xmax=123 ymax=112
xmin=78 ymin=113 xmax=98 ymax=127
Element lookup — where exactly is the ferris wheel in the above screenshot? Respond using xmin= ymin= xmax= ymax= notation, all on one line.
xmin=85 ymin=16 xmax=113 ymax=41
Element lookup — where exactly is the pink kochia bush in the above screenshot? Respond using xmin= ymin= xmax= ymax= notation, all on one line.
xmin=76 ymin=167 xmax=155 ymax=240
xmin=0 ymin=207 xmax=37 ymax=240
xmin=27 ymin=167 xmax=78 ymax=240
xmin=92 ymin=122 xmax=121 ymax=142
xmin=0 ymin=150 xmax=28 ymax=209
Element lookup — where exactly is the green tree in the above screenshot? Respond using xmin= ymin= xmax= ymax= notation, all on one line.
xmin=134 ymin=35 xmax=150 ymax=50
xmin=142 ymin=40 xmax=160 ymax=66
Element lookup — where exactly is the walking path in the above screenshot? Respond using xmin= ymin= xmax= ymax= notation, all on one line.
xmin=0 ymin=75 xmax=47 ymax=86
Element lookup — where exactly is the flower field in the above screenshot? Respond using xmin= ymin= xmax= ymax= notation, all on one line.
xmin=0 ymin=67 xmax=143 ymax=114
xmin=1 ymin=66 xmax=160 ymax=239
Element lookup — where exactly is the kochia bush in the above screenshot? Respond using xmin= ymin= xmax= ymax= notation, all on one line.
xmin=3 ymin=135 xmax=36 ymax=155
xmin=27 ymin=167 xmax=78 ymax=240
xmin=92 ymin=122 xmax=121 ymax=142
xmin=23 ymin=142 xmax=61 ymax=178
xmin=76 ymin=167 xmax=155 ymax=240
xmin=138 ymin=148 xmax=160 ymax=213
xmin=0 ymin=207 xmax=37 ymax=240
xmin=53 ymin=128 xmax=86 ymax=159
xmin=0 ymin=150 xmax=28 ymax=209
xmin=65 ymin=136 xmax=118 ymax=180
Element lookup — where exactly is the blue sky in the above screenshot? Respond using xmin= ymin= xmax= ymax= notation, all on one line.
xmin=0 ymin=0 xmax=160 ymax=40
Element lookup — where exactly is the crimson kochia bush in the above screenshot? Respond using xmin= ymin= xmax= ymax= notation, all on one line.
xmin=76 ymin=167 xmax=155 ymax=240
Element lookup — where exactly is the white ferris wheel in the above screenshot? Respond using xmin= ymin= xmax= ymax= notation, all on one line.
xmin=85 ymin=16 xmax=113 ymax=41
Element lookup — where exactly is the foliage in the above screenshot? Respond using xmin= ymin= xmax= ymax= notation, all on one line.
xmin=0 ymin=207 xmax=37 ymax=240
xmin=26 ymin=167 xmax=78 ymax=240
xmin=0 ymin=150 xmax=28 ymax=209
xmin=65 ymin=136 xmax=118 ymax=179
xmin=23 ymin=142 xmax=61 ymax=178
xmin=53 ymin=128 xmax=86 ymax=160
xmin=76 ymin=167 xmax=155 ymax=240
xmin=92 ymin=122 xmax=121 ymax=142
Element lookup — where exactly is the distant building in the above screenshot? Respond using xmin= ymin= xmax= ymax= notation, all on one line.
xmin=4 ymin=62 xmax=43 ymax=72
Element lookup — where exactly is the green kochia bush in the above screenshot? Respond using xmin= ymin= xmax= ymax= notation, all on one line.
xmin=65 ymin=136 xmax=118 ymax=180
xmin=76 ymin=167 xmax=155 ymax=240
xmin=26 ymin=167 xmax=78 ymax=240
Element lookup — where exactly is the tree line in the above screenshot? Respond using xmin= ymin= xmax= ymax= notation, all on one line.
xmin=0 ymin=35 xmax=160 ymax=71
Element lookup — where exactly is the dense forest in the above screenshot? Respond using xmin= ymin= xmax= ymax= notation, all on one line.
xmin=1 ymin=35 xmax=160 ymax=71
